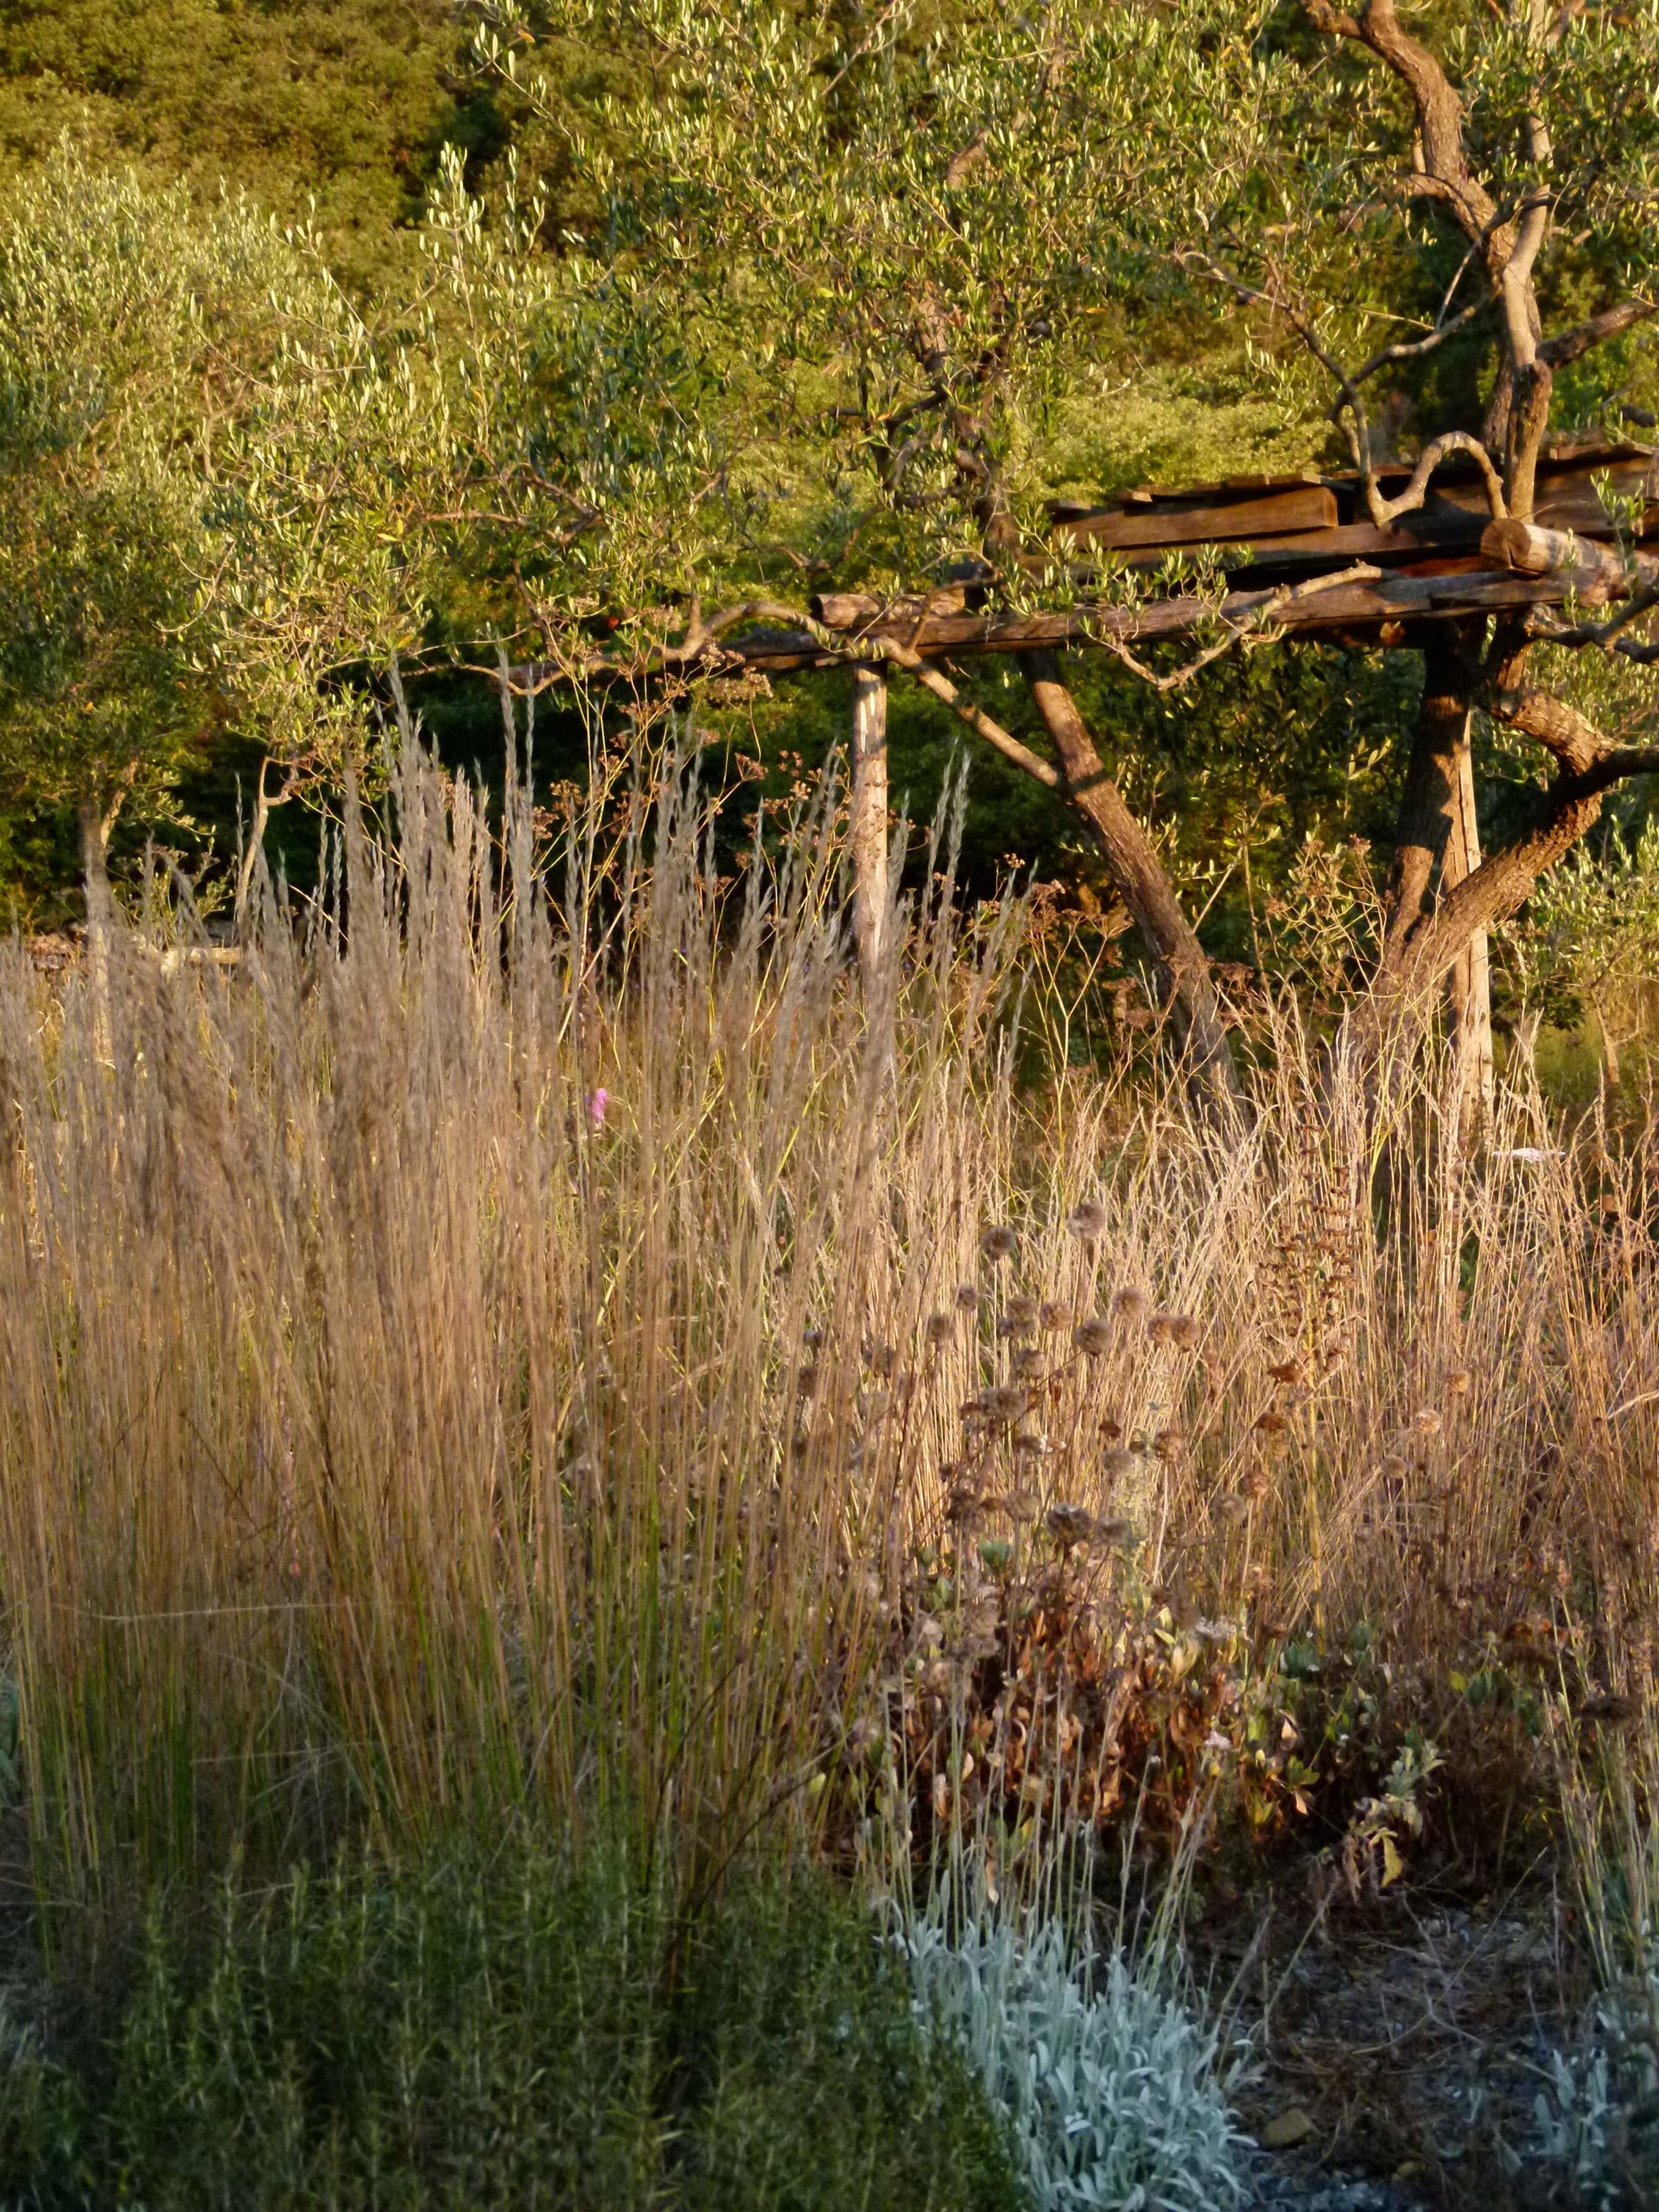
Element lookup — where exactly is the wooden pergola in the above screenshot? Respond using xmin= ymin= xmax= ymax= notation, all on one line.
xmin=721 ymin=434 xmax=1658 ymax=670
xmin=516 ymin=432 xmax=1659 ymax=1101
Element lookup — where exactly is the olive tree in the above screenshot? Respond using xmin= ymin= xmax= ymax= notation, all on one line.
xmin=473 ymin=0 xmax=1659 ymax=1101
xmin=0 ymin=157 xmax=296 ymax=933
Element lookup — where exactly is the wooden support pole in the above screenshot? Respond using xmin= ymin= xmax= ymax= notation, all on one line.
xmin=1445 ymin=715 xmax=1495 ymax=1141
xmin=849 ymin=663 xmax=888 ymax=982
xmin=1020 ymin=652 xmax=1240 ymax=1106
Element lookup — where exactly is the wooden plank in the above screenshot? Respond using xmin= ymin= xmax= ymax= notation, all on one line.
xmin=1055 ymin=484 xmax=1338 ymax=550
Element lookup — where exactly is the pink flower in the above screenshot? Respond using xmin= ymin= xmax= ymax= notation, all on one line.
xmin=588 ymin=1088 xmax=609 ymax=1127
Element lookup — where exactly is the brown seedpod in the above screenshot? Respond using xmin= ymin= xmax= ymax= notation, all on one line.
xmin=979 ymin=1225 xmax=1018 ymax=1263
xmin=1073 ymin=1317 xmax=1113 ymax=1358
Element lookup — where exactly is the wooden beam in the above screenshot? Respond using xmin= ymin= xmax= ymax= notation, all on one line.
xmin=1479 ymin=518 xmax=1659 ymax=594
xmin=796 ymin=566 xmax=1579 ymax=665
xmin=1056 ymin=483 xmax=1338 ymax=551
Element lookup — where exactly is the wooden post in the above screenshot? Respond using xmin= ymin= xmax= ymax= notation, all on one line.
xmin=849 ymin=664 xmax=888 ymax=982
xmin=1444 ymin=716 xmax=1495 ymax=1139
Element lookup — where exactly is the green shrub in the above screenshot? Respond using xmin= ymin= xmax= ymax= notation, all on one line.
xmin=0 ymin=1851 xmax=1025 ymax=2212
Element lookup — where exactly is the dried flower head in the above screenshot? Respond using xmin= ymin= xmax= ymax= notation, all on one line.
xmin=1101 ymin=1445 xmax=1139 ymax=1484
xmin=1001 ymin=1488 xmax=1039 ymax=1522
xmin=983 ymin=1384 xmax=1027 ymax=1426
xmin=1005 ymin=1294 xmax=1039 ymax=1329
xmin=1046 ymin=1502 xmax=1096 ymax=1548
xmin=1267 ymin=1358 xmax=1304 ymax=1385
xmin=1112 ymin=1287 xmax=1151 ymax=1327
xmin=925 ymin=1312 xmax=957 ymax=1346
xmin=1170 ymin=1315 xmax=1202 ymax=1351
xmin=1446 ymin=1366 xmax=1473 ymax=1397
xmin=979 ymin=1225 xmax=1018 ymax=1263
xmin=1039 ymin=1299 xmax=1073 ymax=1333
xmin=1414 ymin=1408 xmax=1444 ymax=1438
xmin=1380 ymin=1452 xmax=1409 ymax=1482
xmin=1153 ymin=1426 xmax=1184 ymax=1462
xmin=1211 ymin=1493 xmax=1252 ymax=1526
xmin=1073 ymin=1317 xmax=1113 ymax=1359
xmin=1065 ymin=1200 xmax=1108 ymax=1241
xmin=1010 ymin=1346 xmax=1045 ymax=1377
xmin=955 ymin=1283 xmax=981 ymax=1313
xmin=1013 ymin=1430 xmax=1052 ymax=1461
xmin=1254 ymin=1408 xmax=1290 ymax=1433
xmin=1149 ymin=1311 xmax=1181 ymax=1344
xmin=1095 ymin=1516 xmax=1138 ymax=1547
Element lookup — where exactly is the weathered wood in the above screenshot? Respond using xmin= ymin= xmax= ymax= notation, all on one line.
xmin=1021 ymin=650 xmax=1238 ymax=1103
xmin=802 ymin=566 xmax=1579 ymax=664
xmin=1479 ymin=518 xmax=1659 ymax=594
xmin=1056 ymin=483 xmax=1338 ymax=550
xmin=848 ymin=665 xmax=888 ymax=982
xmin=1445 ymin=717 xmax=1494 ymax=1141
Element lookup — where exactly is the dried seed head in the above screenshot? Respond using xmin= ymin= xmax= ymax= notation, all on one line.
xmin=1149 ymin=1311 xmax=1181 ymax=1344
xmin=1170 ymin=1315 xmax=1202 ymax=1351
xmin=1073 ymin=1317 xmax=1113 ymax=1359
xmin=1065 ymin=1200 xmax=1108 ymax=1241
xmin=955 ymin=1283 xmax=981 ymax=1313
xmin=1267 ymin=1358 xmax=1303 ymax=1385
xmin=1001 ymin=1488 xmax=1039 ymax=1522
xmin=925 ymin=1312 xmax=957 ymax=1346
xmin=1005 ymin=1294 xmax=1039 ymax=1329
xmin=1046 ymin=1503 xmax=1096 ymax=1548
xmin=980 ymin=1225 xmax=1018 ymax=1263
xmin=1039 ymin=1299 xmax=1073 ymax=1333
xmin=1010 ymin=1345 xmax=1045 ymax=1377
xmin=1013 ymin=1431 xmax=1052 ymax=1461
xmin=1095 ymin=1516 xmax=1138 ymax=1548
xmin=1211 ymin=1493 xmax=1251 ymax=1526
xmin=1254 ymin=1408 xmax=1290 ymax=1434
xmin=1101 ymin=1445 xmax=1139 ymax=1484
xmin=1153 ymin=1426 xmax=1183 ymax=1461
xmin=1414 ymin=1408 xmax=1444 ymax=1437
xmin=1446 ymin=1366 xmax=1473 ymax=1397
xmin=797 ymin=1365 xmax=821 ymax=1397
xmin=983 ymin=1384 xmax=1027 ymax=1425
xmin=1381 ymin=1452 xmax=1409 ymax=1480
xmin=1112 ymin=1287 xmax=1151 ymax=1327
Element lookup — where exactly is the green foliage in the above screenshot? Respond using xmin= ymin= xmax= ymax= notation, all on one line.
xmin=0 ymin=1850 xmax=1026 ymax=2212
xmin=0 ymin=0 xmax=502 ymax=292
xmin=0 ymin=152 xmax=334 ymax=869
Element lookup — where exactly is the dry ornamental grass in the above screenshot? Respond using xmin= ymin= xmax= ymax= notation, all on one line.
xmin=0 ymin=742 xmax=1653 ymax=1925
